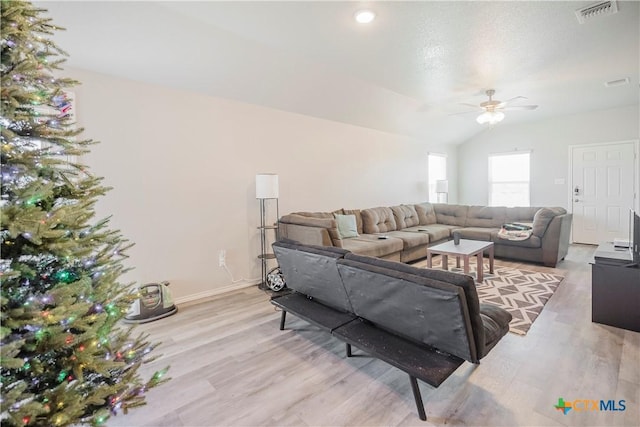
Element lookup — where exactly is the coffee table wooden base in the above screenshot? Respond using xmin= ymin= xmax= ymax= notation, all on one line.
xmin=426 ymin=240 xmax=494 ymax=283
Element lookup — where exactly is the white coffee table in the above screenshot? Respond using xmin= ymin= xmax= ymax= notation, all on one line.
xmin=426 ymin=239 xmax=494 ymax=283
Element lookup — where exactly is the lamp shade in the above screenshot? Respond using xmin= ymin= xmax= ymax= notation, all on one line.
xmin=256 ymin=174 xmax=279 ymax=199
xmin=435 ymin=179 xmax=449 ymax=193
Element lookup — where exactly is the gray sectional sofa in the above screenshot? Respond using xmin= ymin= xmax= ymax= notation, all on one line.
xmin=279 ymin=203 xmax=572 ymax=267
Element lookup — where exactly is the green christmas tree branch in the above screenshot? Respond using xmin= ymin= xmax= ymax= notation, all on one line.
xmin=2 ymin=1 xmax=169 ymax=426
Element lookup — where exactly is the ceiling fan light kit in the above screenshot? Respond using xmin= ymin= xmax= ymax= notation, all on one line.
xmin=466 ymin=89 xmax=538 ymax=125
xmin=477 ymin=111 xmax=505 ymax=125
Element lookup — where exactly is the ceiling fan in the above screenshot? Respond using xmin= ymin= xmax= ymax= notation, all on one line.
xmin=455 ymin=89 xmax=539 ymax=124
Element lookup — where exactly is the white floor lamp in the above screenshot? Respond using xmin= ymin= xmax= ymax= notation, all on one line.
xmin=256 ymin=174 xmax=279 ymax=288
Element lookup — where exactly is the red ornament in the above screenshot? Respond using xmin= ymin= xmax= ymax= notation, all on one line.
xmin=22 ymin=416 xmax=30 ymax=424
xmin=65 ymin=335 xmax=73 ymax=344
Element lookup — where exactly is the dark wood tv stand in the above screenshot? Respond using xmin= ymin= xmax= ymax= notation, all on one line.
xmin=591 ymin=242 xmax=640 ymax=332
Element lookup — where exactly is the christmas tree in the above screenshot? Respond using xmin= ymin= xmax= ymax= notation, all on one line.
xmin=1 ymin=1 xmax=168 ymax=426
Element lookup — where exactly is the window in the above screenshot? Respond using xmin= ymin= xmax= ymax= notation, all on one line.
xmin=488 ymin=151 xmax=530 ymax=207
xmin=428 ymin=153 xmax=447 ymax=202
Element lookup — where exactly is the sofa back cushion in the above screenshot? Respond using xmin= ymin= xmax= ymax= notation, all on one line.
xmin=273 ymin=241 xmax=353 ymax=312
xmin=531 ymin=208 xmax=559 ymax=237
xmin=414 ymin=202 xmax=437 ymax=225
xmin=466 ymin=206 xmax=506 ymax=228
xmin=337 ymin=258 xmax=477 ymax=363
xmin=504 ymin=207 xmax=539 ymax=223
xmin=361 ymin=207 xmax=398 ymax=233
xmin=434 ymin=204 xmax=469 ymax=226
xmin=391 ymin=205 xmax=420 ymax=229
xmin=281 ymin=213 xmax=343 ymax=247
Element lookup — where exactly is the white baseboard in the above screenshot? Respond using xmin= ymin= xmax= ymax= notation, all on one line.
xmin=173 ymin=279 xmax=260 ymax=306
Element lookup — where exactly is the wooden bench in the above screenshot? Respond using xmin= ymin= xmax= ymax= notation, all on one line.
xmin=271 ymin=292 xmax=464 ymax=421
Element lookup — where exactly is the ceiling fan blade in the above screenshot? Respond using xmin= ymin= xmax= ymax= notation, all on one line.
xmin=459 ymin=102 xmax=481 ymax=109
xmin=497 ymin=96 xmax=528 ymax=108
xmin=448 ymin=110 xmax=479 ymax=116
xmin=501 ymin=105 xmax=538 ymax=111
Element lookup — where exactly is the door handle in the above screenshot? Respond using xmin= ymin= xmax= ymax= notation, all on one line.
xmin=574 ymin=198 xmax=580 ymax=202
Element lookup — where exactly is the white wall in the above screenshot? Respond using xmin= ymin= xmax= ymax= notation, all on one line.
xmin=457 ymin=105 xmax=640 ymax=208
xmin=69 ymin=68 xmax=456 ymax=302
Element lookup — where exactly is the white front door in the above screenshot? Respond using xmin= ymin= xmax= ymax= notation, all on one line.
xmin=571 ymin=141 xmax=637 ymax=244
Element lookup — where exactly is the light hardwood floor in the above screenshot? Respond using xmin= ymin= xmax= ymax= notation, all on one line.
xmin=110 ymin=244 xmax=639 ymax=427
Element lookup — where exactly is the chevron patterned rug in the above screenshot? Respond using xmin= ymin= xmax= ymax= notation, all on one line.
xmin=415 ymin=257 xmax=564 ymax=335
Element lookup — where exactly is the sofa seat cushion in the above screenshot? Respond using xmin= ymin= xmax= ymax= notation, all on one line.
xmin=479 ymin=303 xmax=512 ymax=357
xmin=384 ymin=230 xmax=430 ymax=249
xmin=492 ymin=232 xmax=541 ymax=248
xmin=455 ymin=227 xmax=498 ymax=242
xmin=404 ymin=224 xmax=455 ymax=242
xmin=340 ymin=235 xmax=403 ymax=258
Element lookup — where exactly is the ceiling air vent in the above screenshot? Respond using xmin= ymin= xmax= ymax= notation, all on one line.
xmin=575 ymin=1 xmax=618 ymax=24
xmin=604 ymin=77 xmax=629 ymax=88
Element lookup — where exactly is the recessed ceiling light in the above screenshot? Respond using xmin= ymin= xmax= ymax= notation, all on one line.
xmin=354 ymin=10 xmax=376 ymax=24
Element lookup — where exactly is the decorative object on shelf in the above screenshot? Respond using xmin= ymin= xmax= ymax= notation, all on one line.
xmin=436 ymin=179 xmax=449 ymax=203
xmin=256 ymin=173 xmax=279 ymax=289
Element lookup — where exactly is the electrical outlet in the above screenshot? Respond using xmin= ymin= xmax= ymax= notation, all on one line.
xmin=218 ymin=250 xmax=226 ymax=267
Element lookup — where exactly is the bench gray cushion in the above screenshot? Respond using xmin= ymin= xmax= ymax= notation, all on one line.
xmin=479 ymin=303 xmax=512 ymax=357
xmin=337 ymin=258 xmax=477 ymax=362
xmin=343 ymin=253 xmax=511 ymax=362
xmin=273 ymin=241 xmax=353 ymax=312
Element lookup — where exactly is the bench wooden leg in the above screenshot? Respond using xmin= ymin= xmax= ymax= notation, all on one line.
xmin=409 ymin=375 xmax=427 ymax=421
xmin=346 ymin=343 xmax=352 ymax=357
xmin=279 ymin=310 xmax=287 ymax=330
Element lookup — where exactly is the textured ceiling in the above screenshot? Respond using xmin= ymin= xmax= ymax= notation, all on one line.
xmin=36 ymin=1 xmax=640 ymax=144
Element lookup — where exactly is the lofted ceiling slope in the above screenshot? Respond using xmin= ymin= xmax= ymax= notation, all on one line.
xmin=35 ymin=1 xmax=640 ymax=145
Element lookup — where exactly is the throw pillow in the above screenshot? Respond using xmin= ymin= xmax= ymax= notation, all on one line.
xmin=334 ymin=214 xmax=359 ymax=239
